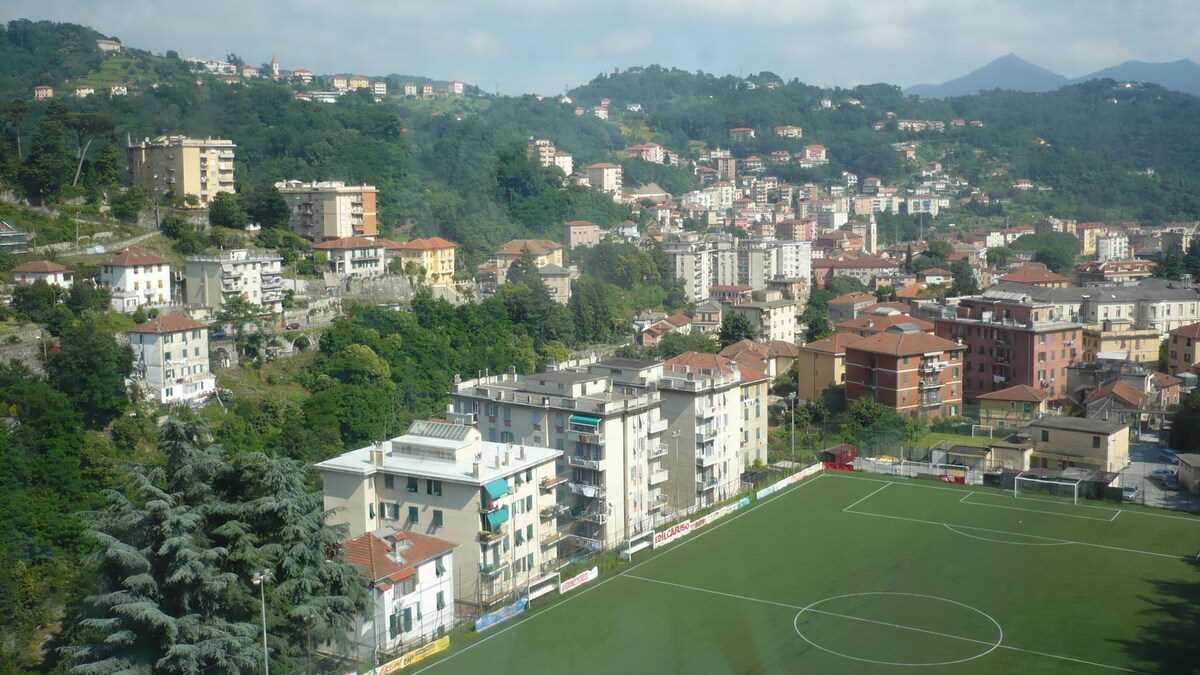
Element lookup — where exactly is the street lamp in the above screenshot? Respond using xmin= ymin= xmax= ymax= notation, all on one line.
xmin=788 ymin=392 xmax=797 ymax=464
xmin=252 ymin=570 xmax=272 ymax=675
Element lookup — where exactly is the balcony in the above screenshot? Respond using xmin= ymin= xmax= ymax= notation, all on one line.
xmin=649 ymin=469 xmax=669 ymax=485
xmin=567 ymin=429 xmax=605 ymax=447
xmin=649 ymin=443 xmax=669 ymax=460
xmin=696 ymin=452 xmax=718 ymax=467
xmin=649 ymin=418 xmax=669 ymax=435
xmin=569 ymin=482 xmax=605 ymax=499
xmin=919 ymin=378 xmax=943 ymax=389
xmin=541 ymin=531 xmax=565 ymax=548
xmin=920 ymin=397 xmax=942 ymax=408
xmin=479 ymin=525 xmax=506 ymax=543
xmin=479 ymin=560 xmax=510 ymax=577
xmin=918 ymin=361 xmax=946 ymax=374
xmin=576 ymin=510 xmax=608 ymax=525
xmin=696 ymin=476 xmax=719 ymax=491
xmin=696 ymin=427 xmax=719 ymax=444
xmin=567 ymin=455 xmax=605 ymax=471
xmin=479 ymin=584 xmax=512 ymax=606
xmin=541 ymin=558 xmax=567 ymax=576
xmin=540 ymin=503 xmax=569 ymax=520
xmin=697 ymin=405 xmax=722 ymax=420
xmin=540 ymin=474 xmax=568 ymax=491
xmin=479 ymin=497 xmax=508 ymax=514
xmin=648 ymin=494 xmax=669 ymax=511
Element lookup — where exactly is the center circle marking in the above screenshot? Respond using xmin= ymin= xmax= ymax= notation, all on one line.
xmin=792 ymin=591 xmax=1004 ymax=667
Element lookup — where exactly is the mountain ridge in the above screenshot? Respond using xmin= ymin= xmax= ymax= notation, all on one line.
xmin=907 ymin=53 xmax=1200 ymax=98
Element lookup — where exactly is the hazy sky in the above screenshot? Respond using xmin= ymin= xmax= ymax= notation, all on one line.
xmin=4 ymin=1 xmax=1199 ymax=93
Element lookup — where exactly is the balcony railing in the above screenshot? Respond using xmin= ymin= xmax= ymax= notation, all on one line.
xmin=540 ymin=503 xmax=569 ymax=520
xmin=920 ymin=397 xmax=942 ymax=408
xmin=540 ymin=474 xmax=568 ymax=491
xmin=648 ymin=494 xmax=669 ymax=511
xmin=920 ymin=378 xmax=943 ymax=389
xmin=568 ymin=482 xmax=605 ymax=499
xmin=567 ymin=429 xmax=605 ymax=446
xmin=696 ymin=477 xmax=719 ymax=491
xmin=696 ymin=452 xmax=718 ymax=467
xmin=576 ymin=510 xmax=608 ymax=525
xmin=696 ymin=427 xmax=719 ymax=444
xmin=479 ymin=526 xmax=505 ymax=543
xmin=567 ymin=455 xmax=604 ymax=471
xmin=541 ymin=531 xmax=565 ymax=548
xmin=649 ymin=469 xmax=669 ymax=485
xmin=649 ymin=443 xmax=669 ymax=459
xmin=479 ymin=560 xmax=510 ymax=577
xmin=649 ymin=418 xmax=669 ymax=435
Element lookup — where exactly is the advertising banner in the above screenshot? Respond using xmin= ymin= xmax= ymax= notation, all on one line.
xmin=474 ymin=595 xmax=528 ymax=632
xmin=559 ymin=566 xmax=599 ymax=594
xmin=652 ymin=521 xmax=690 ymax=548
xmin=372 ymin=636 xmax=450 ymax=674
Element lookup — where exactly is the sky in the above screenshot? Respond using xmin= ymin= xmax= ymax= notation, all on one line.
xmin=4 ymin=1 xmax=1199 ymax=94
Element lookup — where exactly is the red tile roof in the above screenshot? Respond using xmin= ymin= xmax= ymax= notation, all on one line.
xmin=829 ymin=292 xmax=877 ymax=306
xmin=664 ymin=352 xmax=737 ymax=376
xmin=128 ymin=314 xmax=208 ymax=334
xmin=800 ymin=332 xmax=864 ymax=354
xmin=846 ymin=330 xmax=964 ymax=357
xmin=12 ymin=260 xmax=68 ymax=273
xmin=1153 ymin=372 xmax=1182 ymax=389
xmin=394 ymin=236 xmax=457 ymax=250
xmin=343 ymin=531 xmax=456 ymax=589
xmin=665 ymin=313 xmax=692 ymax=327
xmin=1084 ymin=380 xmax=1146 ymax=408
xmin=836 ymin=314 xmax=933 ymax=334
xmin=1170 ymin=323 xmax=1200 ymax=339
xmin=976 ymin=384 xmax=1048 ymax=402
xmin=1000 ymin=265 xmax=1068 ymax=285
xmin=107 ymin=246 xmax=168 ymax=266
xmin=313 ymin=236 xmax=401 ymax=250
xmin=497 ymin=239 xmax=562 ymax=256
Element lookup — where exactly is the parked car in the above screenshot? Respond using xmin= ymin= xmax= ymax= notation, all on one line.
xmin=1151 ymin=468 xmax=1176 ymax=480
xmin=286 ymin=322 xmax=302 ymax=330
xmin=1122 ymin=485 xmax=1139 ymax=502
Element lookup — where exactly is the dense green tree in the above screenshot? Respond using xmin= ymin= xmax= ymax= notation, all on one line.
xmin=241 ymin=181 xmax=291 ymax=228
xmin=10 ymin=278 xmax=63 ymax=323
xmin=1010 ymin=232 xmax=1080 ymax=273
xmin=64 ymin=280 xmax=110 ymax=315
xmin=986 ymin=246 xmax=1014 ymax=268
xmin=1169 ymin=392 xmax=1200 ymax=453
xmin=950 ymin=260 xmax=980 ymax=296
xmin=209 ymin=191 xmax=249 ymax=228
xmin=109 ymin=187 xmax=146 ymax=223
xmin=45 ymin=316 xmax=133 ymax=428
xmin=1154 ymin=249 xmax=1185 ymax=280
xmin=719 ymin=312 xmax=757 ymax=347
xmin=17 ymin=114 xmax=71 ymax=202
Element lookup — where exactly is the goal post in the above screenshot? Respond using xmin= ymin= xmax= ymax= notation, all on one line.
xmin=971 ymin=424 xmax=994 ymax=438
xmin=1014 ymin=474 xmax=1079 ymax=504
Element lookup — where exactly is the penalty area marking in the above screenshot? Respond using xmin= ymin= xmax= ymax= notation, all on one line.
xmin=959 ymin=491 xmax=1118 ymax=522
xmin=942 ymin=523 xmax=1072 ymax=546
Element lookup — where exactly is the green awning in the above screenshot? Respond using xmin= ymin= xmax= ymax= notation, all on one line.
xmin=569 ymin=414 xmax=602 ymax=427
xmin=484 ymin=506 xmax=509 ymax=529
xmin=483 ymin=478 xmax=509 ymax=500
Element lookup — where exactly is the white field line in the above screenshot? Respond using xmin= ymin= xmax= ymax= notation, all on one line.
xmin=625 ymin=574 xmax=1143 ymax=674
xmin=844 ymin=506 xmax=1185 ymax=561
xmin=842 ymin=482 xmax=891 ymax=512
xmin=825 ymin=472 xmax=1200 ymax=524
xmin=410 ymin=471 xmax=826 ymax=675
xmin=960 ymin=492 xmax=1117 ymax=522
xmin=1013 ymin=493 xmax=1120 ymax=513
xmin=1111 ymin=510 xmax=1122 ymax=522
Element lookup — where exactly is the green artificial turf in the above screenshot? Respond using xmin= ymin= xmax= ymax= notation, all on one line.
xmin=409 ymin=473 xmax=1200 ymax=674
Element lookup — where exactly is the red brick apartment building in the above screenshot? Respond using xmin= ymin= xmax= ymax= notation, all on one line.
xmin=934 ymin=296 xmax=1082 ymax=403
xmin=844 ymin=325 xmax=967 ymax=418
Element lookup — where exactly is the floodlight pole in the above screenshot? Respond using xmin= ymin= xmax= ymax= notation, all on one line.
xmin=788 ymin=392 xmax=796 ymax=463
xmin=252 ymin=570 xmax=272 ymax=675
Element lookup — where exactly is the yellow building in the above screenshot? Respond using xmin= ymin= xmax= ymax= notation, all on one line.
xmin=1082 ymin=319 xmax=1160 ymax=365
xmin=976 ymin=384 xmax=1049 ymax=430
xmin=737 ymin=363 xmax=770 ymax=468
xmin=127 ymin=136 xmax=236 ymax=207
xmin=1167 ymin=323 xmax=1200 ymax=375
xmin=392 ymin=237 xmax=458 ymax=286
xmin=794 ymin=333 xmax=861 ymax=403
xmin=348 ymin=75 xmax=370 ymax=90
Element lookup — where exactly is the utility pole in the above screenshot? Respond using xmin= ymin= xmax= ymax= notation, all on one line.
xmin=788 ymin=392 xmax=796 ymax=464
xmin=252 ymin=570 xmax=272 ymax=675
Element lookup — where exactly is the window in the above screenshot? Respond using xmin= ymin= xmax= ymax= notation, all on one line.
xmin=400 ymin=576 xmax=416 ymax=595
xmin=527 ymin=524 xmax=533 ymax=541
xmin=426 ymin=479 xmax=442 ymax=496
xmin=432 ymin=510 xmax=443 ymax=527
xmin=1093 ymin=435 xmax=1101 ymax=448
xmin=389 ymin=503 xmax=399 ymax=519
xmin=408 ymin=506 xmax=419 ymax=523
xmin=435 ymin=556 xmax=446 ymax=577
xmin=407 ymin=477 xmax=418 ymax=492
xmin=389 ymin=613 xmax=399 ymax=639
xmin=402 ymin=607 xmax=413 ymax=633
xmin=164 ymin=351 xmax=172 ymax=361
xmin=368 ymin=503 xmax=375 ymax=518
xmin=526 ymin=495 xmax=533 ymax=511
xmin=384 ymin=475 xmax=394 ymax=489
xmin=525 ymin=469 xmax=533 ymax=483
xmin=1041 ymin=430 xmax=1049 ymax=442
xmin=515 ymin=529 xmax=524 ymax=546
xmin=436 ymin=591 xmax=445 ymax=610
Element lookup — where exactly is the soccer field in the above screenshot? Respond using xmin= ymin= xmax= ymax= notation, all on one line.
xmin=411 ymin=472 xmax=1200 ymax=674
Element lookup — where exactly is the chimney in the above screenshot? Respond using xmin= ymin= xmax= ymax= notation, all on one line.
xmin=472 ymin=461 xmax=480 ymax=478
xmin=503 ymin=446 xmax=511 ymax=466
xmin=518 ymin=445 xmax=526 ymax=460
xmin=370 ymin=444 xmax=384 ymax=466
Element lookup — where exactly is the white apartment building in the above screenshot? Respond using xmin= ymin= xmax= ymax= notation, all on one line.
xmin=11 ymin=260 xmax=73 ymax=288
xmin=664 ymin=241 xmax=713 ymax=303
xmin=726 ymin=298 xmax=798 ymax=344
xmin=774 ymin=240 xmax=813 ymax=281
xmin=737 ymin=246 xmax=777 ymax=291
xmin=584 ymin=163 xmax=622 ymax=199
xmin=553 ymin=151 xmax=574 ymax=177
xmin=317 ymin=421 xmax=562 ymax=608
xmin=1097 ymin=234 xmax=1130 ymax=262
xmin=127 ymin=314 xmax=214 ymax=405
xmin=275 ymin=180 xmax=378 ymax=241
xmin=185 ymin=249 xmax=284 ymax=314
xmin=658 ymin=353 xmax=744 ymax=511
xmin=343 ymin=529 xmax=455 ymax=654
xmin=448 ymin=357 xmax=671 ymax=553
xmin=100 ymin=247 xmax=171 ymax=312
xmin=312 ymin=236 xmax=398 ymax=278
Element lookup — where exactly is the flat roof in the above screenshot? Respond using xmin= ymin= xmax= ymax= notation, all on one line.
xmin=315 ymin=438 xmax=560 ymax=485
xmin=1027 ymin=416 xmax=1126 ymax=435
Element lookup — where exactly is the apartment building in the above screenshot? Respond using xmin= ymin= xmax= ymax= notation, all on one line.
xmin=725 ymin=298 xmax=797 ymax=344
xmin=774 ymin=125 xmax=803 ymax=139
xmin=100 ymin=247 xmax=172 ymax=312
xmin=736 ymin=363 xmax=769 ymax=468
xmin=127 ymin=136 xmax=235 ymax=206
xmin=989 ymin=279 xmax=1200 ymax=335
xmin=844 ymin=325 xmax=966 ymax=418
xmin=313 ymin=236 xmax=400 ymax=278
xmin=185 ymin=249 xmax=284 ymax=314
xmin=976 ymin=384 xmax=1050 ymax=430
xmin=1096 ymin=234 xmax=1130 ymax=262
xmin=564 ymin=220 xmax=602 ymax=249
xmin=275 ymin=180 xmax=378 ymax=240
xmin=584 ymin=163 xmax=623 ymax=198
xmin=933 ymin=294 xmax=1083 ymax=402
xmin=127 ymin=314 xmax=215 ymax=405
xmin=391 ymin=237 xmax=457 ymax=286
xmin=1075 ymin=259 xmax=1155 ymax=285
xmin=449 ymin=358 xmax=670 ymax=554
xmin=1167 ymin=323 xmax=1200 ymax=375
xmin=12 ymin=260 xmax=73 ymax=288
xmin=317 ymin=420 xmax=562 ymax=608
xmin=1081 ymin=319 xmax=1160 ymax=365
xmin=796 ymin=333 xmax=861 ymax=402
xmin=343 ymin=530 xmax=455 ymax=653
xmin=658 ymin=353 xmax=744 ymax=510
xmin=999 ymin=417 xmax=1130 ymax=475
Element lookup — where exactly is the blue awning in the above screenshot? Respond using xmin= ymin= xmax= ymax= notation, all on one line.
xmin=569 ymin=414 xmax=602 ymax=427
xmin=483 ymin=478 xmax=509 ymax=500
xmin=485 ymin=506 xmax=509 ymax=529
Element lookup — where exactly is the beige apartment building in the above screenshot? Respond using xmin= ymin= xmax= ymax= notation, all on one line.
xmin=448 ymin=357 xmax=671 ymax=553
xmin=184 ymin=249 xmax=284 ymax=314
xmin=1167 ymin=323 xmax=1200 ymax=375
xmin=275 ymin=180 xmax=378 ymax=241
xmin=127 ymin=136 xmax=235 ymax=206
xmin=392 ymin=237 xmax=458 ymax=286
xmin=658 ymin=353 xmax=744 ymax=511
xmin=584 ymin=163 xmax=623 ymax=198
xmin=316 ymin=420 xmax=562 ymax=608
xmin=737 ymin=363 xmax=769 ymax=468
xmin=988 ymin=417 xmax=1130 ymax=477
